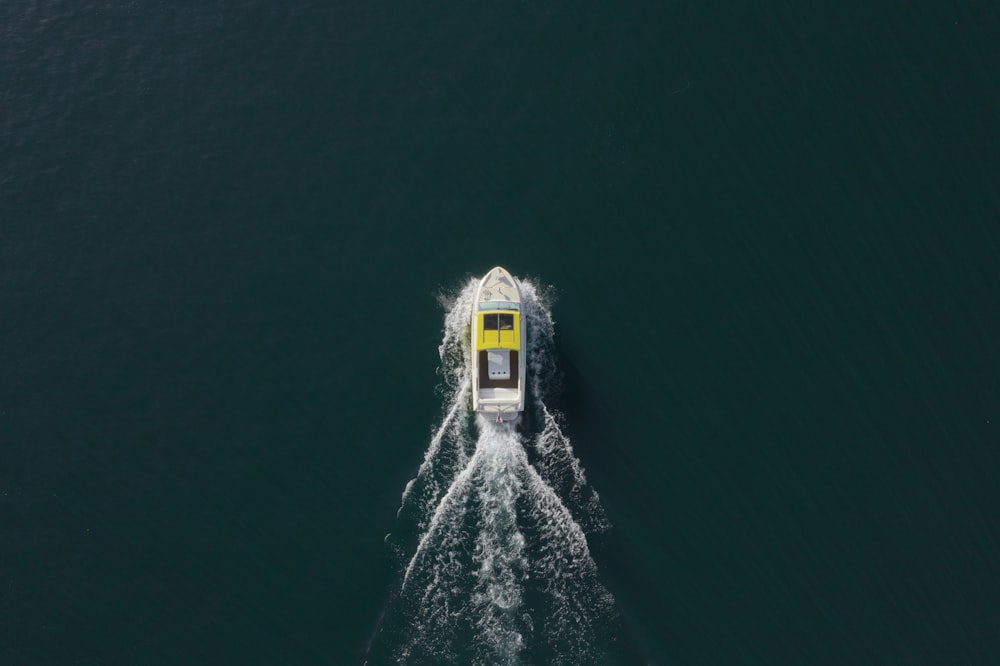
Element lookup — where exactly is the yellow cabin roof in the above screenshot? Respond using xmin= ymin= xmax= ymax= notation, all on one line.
xmin=474 ymin=311 xmax=521 ymax=351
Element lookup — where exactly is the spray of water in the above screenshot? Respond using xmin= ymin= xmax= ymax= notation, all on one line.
xmin=372 ymin=277 xmax=615 ymax=665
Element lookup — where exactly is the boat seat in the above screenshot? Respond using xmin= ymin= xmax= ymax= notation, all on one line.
xmin=478 ymin=350 xmax=519 ymax=389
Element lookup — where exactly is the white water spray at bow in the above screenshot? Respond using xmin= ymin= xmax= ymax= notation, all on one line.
xmin=375 ymin=278 xmax=614 ymax=665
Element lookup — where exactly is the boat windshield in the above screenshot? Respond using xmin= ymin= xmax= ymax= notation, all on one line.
xmin=478 ymin=301 xmax=519 ymax=311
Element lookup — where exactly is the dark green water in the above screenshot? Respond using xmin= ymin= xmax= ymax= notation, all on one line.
xmin=3 ymin=1 xmax=999 ymax=663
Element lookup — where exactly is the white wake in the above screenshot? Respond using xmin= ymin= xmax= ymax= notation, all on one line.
xmin=374 ymin=277 xmax=614 ymax=665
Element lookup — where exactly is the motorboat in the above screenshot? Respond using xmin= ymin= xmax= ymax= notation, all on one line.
xmin=471 ymin=266 xmax=526 ymax=422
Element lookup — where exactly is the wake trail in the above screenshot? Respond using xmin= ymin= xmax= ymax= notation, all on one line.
xmin=371 ymin=276 xmax=615 ymax=665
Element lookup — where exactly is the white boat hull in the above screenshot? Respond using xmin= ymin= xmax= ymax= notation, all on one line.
xmin=470 ymin=267 xmax=527 ymax=422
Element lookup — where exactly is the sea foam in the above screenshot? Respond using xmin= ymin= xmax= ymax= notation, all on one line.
xmin=373 ymin=277 xmax=615 ymax=665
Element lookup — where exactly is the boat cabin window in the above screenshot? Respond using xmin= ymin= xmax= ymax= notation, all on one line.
xmin=483 ymin=313 xmax=515 ymax=331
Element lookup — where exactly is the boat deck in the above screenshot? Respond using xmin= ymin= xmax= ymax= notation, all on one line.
xmin=478 ymin=350 xmax=519 ymax=389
